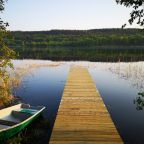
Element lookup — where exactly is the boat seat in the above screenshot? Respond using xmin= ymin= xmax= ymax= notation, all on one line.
xmin=20 ymin=108 xmax=38 ymax=114
xmin=0 ymin=119 xmax=18 ymax=126
xmin=12 ymin=110 xmax=32 ymax=121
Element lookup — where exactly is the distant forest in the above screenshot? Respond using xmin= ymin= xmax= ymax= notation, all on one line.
xmin=6 ymin=29 xmax=144 ymax=62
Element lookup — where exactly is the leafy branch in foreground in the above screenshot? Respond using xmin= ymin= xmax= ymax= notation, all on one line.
xmin=0 ymin=0 xmax=15 ymax=106
xmin=116 ymin=0 xmax=144 ymax=28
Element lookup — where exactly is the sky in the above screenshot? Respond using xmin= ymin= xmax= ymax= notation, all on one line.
xmin=1 ymin=0 xmax=140 ymax=31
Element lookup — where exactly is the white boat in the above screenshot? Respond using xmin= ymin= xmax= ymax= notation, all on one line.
xmin=0 ymin=103 xmax=45 ymax=141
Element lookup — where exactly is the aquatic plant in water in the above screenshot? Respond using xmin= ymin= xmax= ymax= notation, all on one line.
xmin=138 ymin=92 xmax=144 ymax=97
xmin=134 ymin=92 xmax=144 ymax=110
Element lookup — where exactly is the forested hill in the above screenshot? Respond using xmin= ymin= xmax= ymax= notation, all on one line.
xmin=6 ymin=29 xmax=144 ymax=48
xmin=5 ymin=29 xmax=144 ymax=62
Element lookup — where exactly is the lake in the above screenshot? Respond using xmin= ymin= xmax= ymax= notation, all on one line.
xmin=12 ymin=60 xmax=144 ymax=144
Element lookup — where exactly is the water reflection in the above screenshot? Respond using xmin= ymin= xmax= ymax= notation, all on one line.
xmin=103 ymin=62 xmax=144 ymax=111
xmin=10 ymin=60 xmax=144 ymax=144
xmin=10 ymin=61 xmax=69 ymax=143
xmin=89 ymin=64 xmax=144 ymax=144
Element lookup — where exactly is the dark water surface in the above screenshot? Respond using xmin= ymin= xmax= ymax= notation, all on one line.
xmin=14 ymin=61 xmax=144 ymax=144
xmin=14 ymin=65 xmax=69 ymax=142
xmin=90 ymin=68 xmax=144 ymax=144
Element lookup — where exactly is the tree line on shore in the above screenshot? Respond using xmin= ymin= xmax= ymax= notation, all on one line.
xmin=5 ymin=29 xmax=144 ymax=62
xmin=6 ymin=29 xmax=144 ymax=48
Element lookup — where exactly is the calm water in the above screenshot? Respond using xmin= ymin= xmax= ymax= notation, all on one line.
xmin=14 ymin=61 xmax=144 ymax=144
xmin=90 ymin=68 xmax=144 ymax=144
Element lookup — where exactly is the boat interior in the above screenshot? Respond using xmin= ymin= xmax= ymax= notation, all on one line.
xmin=0 ymin=104 xmax=43 ymax=130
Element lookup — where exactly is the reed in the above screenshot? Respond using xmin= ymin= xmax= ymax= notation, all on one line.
xmin=6 ymin=60 xmax=64 ymax=100
xmin=107 ymin=62 xmax=144 ymax=90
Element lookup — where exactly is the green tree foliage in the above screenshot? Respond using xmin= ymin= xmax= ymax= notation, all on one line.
xmin=6 ymin=29 xmax=144 ymax=62
xmin=7 ymin=29 xmax=144 ymax=48
xmin=0 ymin=0 xmax=15 ymax=105
xmin=116 ymin=0 xmax=144 ymax=27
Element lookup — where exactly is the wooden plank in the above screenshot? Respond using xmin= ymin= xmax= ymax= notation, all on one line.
xmin=49 ymin=67 xmax=123 ymax=143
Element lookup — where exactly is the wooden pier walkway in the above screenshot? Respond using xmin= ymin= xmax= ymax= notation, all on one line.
xmin=50 ymin=67 xmax=123 ymax=144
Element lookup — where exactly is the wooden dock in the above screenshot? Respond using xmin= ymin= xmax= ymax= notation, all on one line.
xmin=50 ymin=67 xmax=123 ymax=144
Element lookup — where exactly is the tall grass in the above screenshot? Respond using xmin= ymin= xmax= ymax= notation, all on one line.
xmin=107 ymin=62 xmax=144 ymax=91
xmin=7 ymin=60 xmax=63 ymax=98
